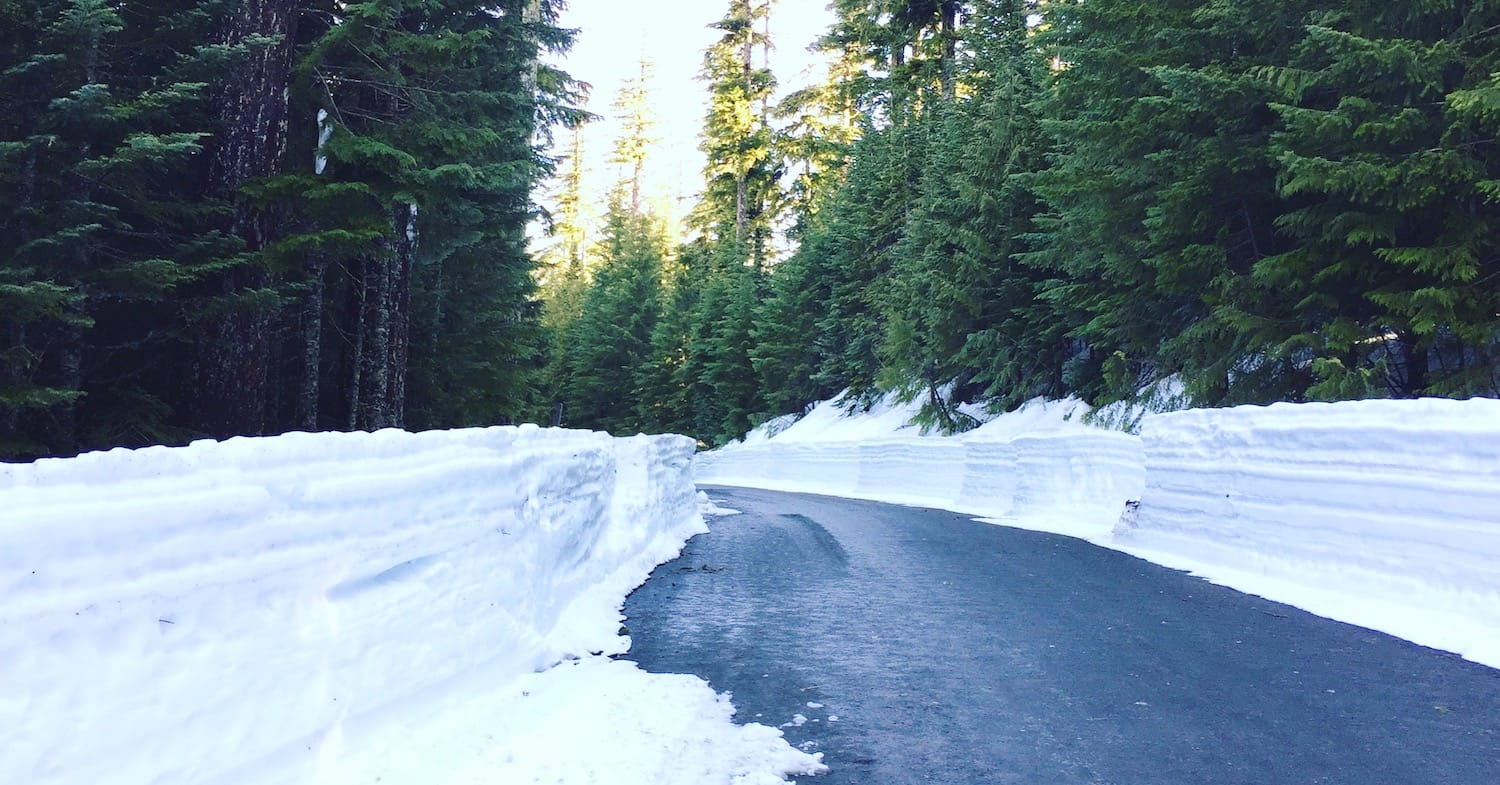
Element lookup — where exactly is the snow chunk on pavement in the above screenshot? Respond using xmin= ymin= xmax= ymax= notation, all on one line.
xmin=698 ymin=489 xmax=742 ymax=517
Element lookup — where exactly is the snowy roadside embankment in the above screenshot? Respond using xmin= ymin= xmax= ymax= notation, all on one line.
xmin=1117 ymin=398 xmax=1500 ymax=667
xmin=696 ymin=396 xmax=1145 ymax=541
xmin=0 ymin=427 xmax=824 ymax=785
xmin=696 ymin=432 xmax=1143 ymax=540
xmin=697 ymin=393 xmax=1500 ymax=669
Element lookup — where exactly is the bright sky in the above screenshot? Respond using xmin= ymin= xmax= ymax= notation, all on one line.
xmin=550 ymin=0 xmax=836 ymax=234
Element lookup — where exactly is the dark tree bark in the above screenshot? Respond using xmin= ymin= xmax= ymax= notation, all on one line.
xmin=190 ymin=0 xmax=299 ymax=439
xmin=344 ymin=260 xmax=365 ymax=431
xmin=938 ymin=0 xmax=958 ymax=97
xmin=349 ymin=206 xmax=413 ymax=431
xmin=294 ymin=257 xmax=326 ymax=431
xmin=388 ymin=205 xmax=414 ymax=425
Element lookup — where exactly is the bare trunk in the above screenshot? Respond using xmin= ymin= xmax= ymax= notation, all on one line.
xmin=345 ymin=262 xmax=365 ymax=431
xmin=1390 ymin=335 xmax=1430 ymax=398
xmin=192 ymin=0 xmax=299 ymax=439
xmin=388 ymin=205 xmax=414 ymax=426
xmin=939 ymin=2 xmax=958 ymax=98
xmin=735 ymin=0 xmax=753 ymax=245
xmin=4 ymin=150 xmax=38 ymax=444
xmin=295 ymin=258 xmax=325 ymax=430
xmin=54 ymin=324 xmax=83 ymax=453
xmin=356 ymin=248 xmax=389 ymax=429
xmin=760 ymin=2 xmax=772 ymax=123
xmin=348 ymin=205 xmax=413 ymax=431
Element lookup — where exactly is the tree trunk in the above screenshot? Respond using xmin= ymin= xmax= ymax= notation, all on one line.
xmin=1390 ymin=334 xmax=1430 ymax=397
xmin=350 ymin=205 xmax=413 ymax=431
xmin=295 ymin=257 xmax=325 ymax=430
xmin=52 ymin=322 xmax=83 ymax=454
xmin=735 ymin=0 xmax=753 ymax=245
xmin=939 ymin=1 xmax=958 ymax=98
xmin=388 ymin=205 xmax=414 ymax=426
xmin=356 ymin=247 xmax=389 ymax=429
xmin=345 ymin=261 xmax=366 ymax=431
xmin=191 ymin=0 xmax=299 ymax=439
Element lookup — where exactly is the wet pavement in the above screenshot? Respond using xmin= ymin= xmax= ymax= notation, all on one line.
xmin=622 ymin=487 xmax=1500 ymax=784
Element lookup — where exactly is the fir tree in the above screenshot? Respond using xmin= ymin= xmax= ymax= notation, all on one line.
xmin=1260 ymin=1 xmax=1500 ymax=398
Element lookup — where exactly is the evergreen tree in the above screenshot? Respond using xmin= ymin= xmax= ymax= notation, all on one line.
xmin=559 ymin=197 xmax=667 ymax=433
xmin=749 ymin=212 xmax=843 ymax=417
xmin=2 ymin=0 xmax=581 ymax=457
xmin=699 ymin=0 xmax=779 ymax=269
xmin=263 ymin=0 xmax=581 ymax=431
xmin=883 ymin=0 xmax=1054 ymax=427
xmin=547 ymin=57 xmax=666 ymax=434
xmin=684 ymin=240 xmax=764 ymax=443
xmin=642 ymin=240 xmax=712 ymax=436
xmin=538 ymin=125 xmax=593 ymax=424
xmin=1259 ymin=1 xmax=1500 ymax=398
xmin=1027 ymin=0 xmax=1316 ymax=404
xmin=1 ymin=0 xmax=236 ymax=456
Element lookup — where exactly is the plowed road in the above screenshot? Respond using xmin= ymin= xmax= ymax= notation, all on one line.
xmin=623 ymin=487 xmax=1499 ymax=785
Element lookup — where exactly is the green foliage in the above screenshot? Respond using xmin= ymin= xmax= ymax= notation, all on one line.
xmin=557 ymin=201 xmax=669 ymax=433
xmin=2 ymin=0 xmax=580 ymax=457
xmin=8 ymin=0 xmax=1496 ymax=458
xmin=1259 ymin=1 xmax=1500 ymax=398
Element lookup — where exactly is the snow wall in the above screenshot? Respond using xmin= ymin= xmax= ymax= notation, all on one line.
xmin=697 ymin=397 xmax=1500 ymax=667
xmin=695 ymin=431 xmax=1146 ymax=537
xmin=1120 ymin=398 xmax=1500 ymax=661
xmin=0 ymin=426 xmax=704 ymax=785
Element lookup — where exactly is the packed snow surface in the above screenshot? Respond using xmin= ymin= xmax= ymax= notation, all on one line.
xmin=0 ymin=426 xmax=824 ymax=785
xmin=698 ymin=392 xmax=1500 ymax=669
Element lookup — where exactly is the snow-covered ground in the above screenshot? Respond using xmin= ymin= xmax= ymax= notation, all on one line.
xmin=697 ymin=392 xmax=1500 ymax=670
xmin=0 ymin=427 xmax=824 ymax=785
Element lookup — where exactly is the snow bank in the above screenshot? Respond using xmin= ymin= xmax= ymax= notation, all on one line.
xmin=700 ymin=393 xmax=1500 ymax=669
xmin=1119 ymin=398 xmax=1500 ymax=667
xmin=0 ymin=427 xmax=823 ymax=785
xmin=698 ymin=395 xmax=1144 ymax=541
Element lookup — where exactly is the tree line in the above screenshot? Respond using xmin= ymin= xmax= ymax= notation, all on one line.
xmin=6 ymin=0 xmax=1497 ymax=458
xmin=545 ymin=0 xmax=1500 ymax=444
xmin=1 ymin=0 xmax=582 ymax=459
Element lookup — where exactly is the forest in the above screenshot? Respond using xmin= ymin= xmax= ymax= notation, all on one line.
xmin=1 ymin=0 xmax=584 ymax=458
xmin=4 ymin=0 xmax=1499 ymax=459
xmin=544 ymin=0 xmax=1500 ymax=445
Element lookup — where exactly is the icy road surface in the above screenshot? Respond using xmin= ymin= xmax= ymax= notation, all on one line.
xmin=624 ymin=488 xmax=1500 ymax=785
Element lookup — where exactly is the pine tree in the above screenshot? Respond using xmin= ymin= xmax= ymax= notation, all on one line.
xmin=1025 ymin=0 xmax=1319 ymax=404
xmin=749 ymin=212 xmax=843 ymax=417
xmin=538 ymin=125 xmax=593 ymax=424
xmin=643 ymin=240 xmax=713 ymax=437
xmin=687 ymin=241 xmax=765 ymax=442
xmin=546 ymin=58 xmax=668 ymax=433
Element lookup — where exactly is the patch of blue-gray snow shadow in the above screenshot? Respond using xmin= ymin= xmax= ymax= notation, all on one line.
xmin=325 ymin=553 xmax=446 ymax=602
xmin=623 ymin=486 xmax=1500 ymax=785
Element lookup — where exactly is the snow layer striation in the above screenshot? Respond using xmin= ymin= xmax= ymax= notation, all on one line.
xmin=0 ymin=426 xmax=824 ymax=785
xmin=1118 ymin=397 xmax=1500 ymax=668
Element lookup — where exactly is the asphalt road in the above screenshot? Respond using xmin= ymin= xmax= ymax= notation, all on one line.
xmin=621 ymin=487 xmax=1500 ymax=785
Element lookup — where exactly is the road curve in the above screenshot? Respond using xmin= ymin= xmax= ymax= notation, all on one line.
xmin=622 ymin=487 xmax=1499 ymax=785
